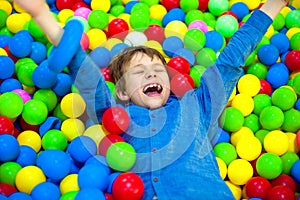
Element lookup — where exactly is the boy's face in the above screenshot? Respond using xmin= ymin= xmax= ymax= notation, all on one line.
xmin=116 ymin=52 xmax=171 ymax=110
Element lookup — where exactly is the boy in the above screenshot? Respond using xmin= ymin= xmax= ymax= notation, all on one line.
xmin=14 ymin=0 xmax=290 ymax=199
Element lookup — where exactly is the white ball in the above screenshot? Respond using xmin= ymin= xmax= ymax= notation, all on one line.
xmin=124 ymin=31 xmax=148 ymax=46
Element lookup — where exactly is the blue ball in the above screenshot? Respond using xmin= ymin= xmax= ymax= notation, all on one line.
xmin=162 ymin=8 xmax=185 ymax=27
xmin=110 ymin=43 xmax=130 ymax=58
xmin=8 ymin=192 xmax=32 ymax=200
xmin=39 ymin=116 xmax=62 ymax=137
xmin=174 ymin=48 xmax=195 ymax=65
xmin=15 ymin=145 xmax=37 ymax=167
xmin=124 ymin=1 xmax=139 ymax=14
xmin=266 ymin=63 xmax=289 ymax=89
xmin=8 ymin=34 xmax=32 ymax=58
xmin=90 ymin=47 xmax=111 ymax=69
xmin=204 ymin=30 xmax=224 ymax=52
xmin=30 ymin=42 xmax=47 ymax=64
xmin=270 ymin=33 xmax=290 ymax=54
xmin=162 ymin=36 xmax=184 ymax=57
xmin=51 ymin=73 xmax=72 ymax=97
xmin=295 ymin=98 xmax=300 ymax=111
xmin=0 ymin=194 xmax=8 ymax=200
xmin=78 ymin=164 xmax=110 ymax=191
xmin=257 ymin=44 xmax=279 ymax=66
xmin=106 ymin=172 xmax=121 ymax=193
xmin=230 ymin=2 xmax=250 ymax=22
xmin=68 ymin=136 xmax=97 ymax=163
xmin=32 ymin=60 xmax=57 ymax=89
xmin=215 ymin=128 xmax=230 ymax=145
xmin=291 ymin=160 xmax=300 ymax=183
xmin=0 ymin=134 xmax=20 ymax=162
xmin=15 ymin=30 xmax=33 ymax=42
xmin=85 ymin=155 xmax=111 ymax=174
xmin=75 ymin=188 xmax=106 ymax=200
xmin=0 ymin=56 xmax=15 ymax=79
xmin=36 ymin=149 xmax=71 ymax=181
xmin=31 ymin=182 xmax=60 ymax=200
xmin=0 ymin=78 xmax=22 ymax=93
xmin=0 ymin=35 xmax=10 ymax=48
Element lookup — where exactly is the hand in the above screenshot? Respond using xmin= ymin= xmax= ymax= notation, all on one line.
xmin=13 ymin=0 xmax=47 ymax=17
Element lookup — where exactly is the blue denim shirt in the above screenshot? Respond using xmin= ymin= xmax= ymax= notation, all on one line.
xmin=68 ymin=9 xmax=272 ymax=200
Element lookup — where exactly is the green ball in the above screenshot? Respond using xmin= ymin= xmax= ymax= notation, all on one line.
xmin=180 ymin=0 xmax=199 ymax=13
xmin=0 ymin=27 xmax=13 ymax=37
xmin=28 ymin=19 xmax=45 ymax=38
xmin=106 ymin=142 xmax=136 ymax=172
xmin=282 ymin=109 xmax=300 ymax=133
xmin=16 ymin=61 xmax=38 ymax=86
xmin=15 ymin=58 xmax=35 ymax=74
xmin=42 ymin=130 xmax=68 ymax=151
xmin=0 ymin=92 xmax=24 ymax=119
xmin=255 ymin=129 xmax=269 ymax=145
xmin=255 ymin=36 xmax=270 ymax=51
xmin=285 ymin=9 xmax=300 ymax=29
xmin=280 ymin=151 xmax=299 ymax=175
xmin=208 ymin=0 xmax=229 ymax=16
xmin=130 ymin=11 xmax=150 ymax=30
xmin=106 ymin=81 xmax=116 ymax=99
xmin=245 ymin=50 xmax=256 ymax=66
xmin=0 ymin=162 xmax=22 ymax=185
xmin=247 ymin=62 xmax=268 ymax=80
xmin=256 ymin=153 xmax=283 ymax=179
xmin=60 ymin=191 xmax=78 ymax=200
xmin=243 ymin=113 xmax=260 ymax=133
xmin=196 ymin=47 xmax=216 ymax=68
xmin=53 ymin=103 xmax=68 ymax=121
xmin=0 ymin=9 xmax=8 ymax=29
xmin=216 ymin=15 xmax=238 ymax=38
xmin=88 ymin=10 xmax=109 ymax=30
xmin=259 ymin=106 xmax=284 ymax=130
xmin=185 ymin=10 xmax=204 ymax=26
xmin=33 ymin=89 xmax=58 ymax=112
xmin=219 ymin=107 xmax=244 ymax=132
xmin=140 ymin=0 xmax=159 ymax=6
xmin=271 ymin=87 xmax=296 ymax=111
xmin=253 ymin=94 xmax=272 ymax=115
xmin=189 ymin=65 xmax=207 ymax=88
xmin=22 ymin=99 xmax=48 ymax=125
xmin=184 ymin=28 xmax=206 ymax=51
xmin=131 ymin=2 xmax=150 ymax=15
xmin=292 ymin=74 xmax=300 ymax=95
xmin=109 ymin=4 xmax=125 ymax=17
xmin=290 ymin=32 xmax=300 ymax=50
xmin=213 ymin=142 xmax=237 ymax=166
xmin=272 ymin=13 xmax=285 ymax=31
xmin=149 ymin=18 xmax=162 ymax=27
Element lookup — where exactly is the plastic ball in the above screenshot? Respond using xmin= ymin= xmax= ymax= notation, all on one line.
xmin=108 ymin=18 xmax=129 ymax=39
xmin=144 ymin=24 xmax=165 ymax=44
xmin=56 ymin=0 xmax=76 ymax=10
xmin=280 ymin=151 xmax=299 ymax=175
xmin=264 ymin=130 xmax=289 ymax=156
xmin=270 ymin=33 xmax=290 ymax=54
xmin=266 ymin=63 xmax=289 ymax=89
xmin=8 ymin=34 xmax=32 ymax=58
xmin=293 ymin=74 xmax=300 ymax=95
xmin=179 ymin=0 xmax=198 ymax=12
xmin=106 ymin=142 xmax=136 ymax=172
xmin=41 ymin=129 xmax=68 ymax=151
xmin=243 ymin=113 xmax=260 ymax=133
xmin=285 ymin=50 xmax=300 ymax=71
xmin=189 ymin=65 xmax=206 ymax=88
xmin=167 ymin=56 xmax=190 ymax=76
xmin=285 ymin=132 xmax=299 ymax=153
xmin=112 ymin=172 xmax=144 ymax=200
xmin=259 ymin=80 xmax=272 ymax=96
xmin=99 ymin=134 xmax=124 ymax=156
xmin=15 ymin=145 xmax=37 ymax=167
xmin=17 ymin=130 xmax=41 ymax=153
xmin=165 ymin=20 xmax=188 ymax=40
xmin=0 ymin=91 xmax=24 ymax=119
xmin=83 ymin=124 xmax=108 ymax=149
xmin=285 ymin=9 xmax=300 ymax=29
xmin=225 ymin=181 xmax=242 ymax=200
xmin=227 ymin=159 xmax=253 ymax=185
xmin=245 ymin=176 xmax=271 ymax=199
xmin=8 ymin=192 xmax=32 ymax=200
xmin=230 ymin=126 xmax=254 ymax=147
xmin=86 ymin=28 xmax=107 ymax=50
xmin=0 ymin=78 xmax=22 ymax=93
xmin=90 ymin=47 xmax=111 ymax=69
xmin=183 ymin=28 xmax=206 ymax=51
xmin=204 ymin=30 xmax=224 ymax=52
xmin=78 ymin=164 xmax=109 ymax=191
xmin=12 ymin=89 xmax=31 ymax=104
xmin=60 ymin=93 xmax=86 ymax=118
xmin=149 ymin=4 xmax=167 ymax=21
xmin=253 ymin=94 xmax=272 ymax=115
xmin=208 ymin=0 xmax=229 ymax=16
xmin=162 ymin=36 xmax=184 ymax=57
xmin=33 ymin=89 xmax=58 ymax=112
xmin=22 ymin=99 xmax=48 ymax=125
xmin=230 ymin=2 xmax=249 ymax=22
xmin=271 ymin=174 xmax=297 ymax=193
xmin=16 ymin=61 xmax=37 ymax=87
xmin=75 ymin=188 xmax=106 ymax=200
xmin=271 ymin=87 xmax=296 ymax=111
xmin=124 ymin=31 xmax=148 ymax=46
xmin=0 ymin=134 xmax=20 ymax=162
xmin=102 ymin=106 xmax=130 ymax=135
xmin=88 ymin=10 xmax=109 ymax=30
xmin=61 ymin=118 xmax=85 ymax=141
xmin=282 ymin=109 xmax=300 ymax=133
xmin=257 ymin=44 xmax=279 ymax=66
xmin=259 ymin=106 xmax=284 ymax=130
xmin=0 ymin=116 xmax=14 ymax=134
xmin=170 ymin=73 xmax=194 ymax=97
xmin=236 ymin=136 xmax=261 ymax=161
xmin=246 ymin=62 xmax=268 ymax=80
xmin=231 ymin=93 xmax=254 ymax=116
xmin=195 ymin=47 xmax=217 ymax=68
xmin=0 ymin=162 xmax=21 ymax=186
xmin=68 ymin=136 xmax=97 ymax=163
xmin=130 ymin=11 xmax=150 ymax=30
xmin=256 ymin=153 xmax=283 ymax=179
xmin=213 ymin=142 xmax=237 ymax=166
xmin=31 ymin=182 xmax=60 ymax=200
xmin=15 ymin=166 xmax=46 ymax=194
xmin=290 ymin=32 xmax=300 ymax=50
xmin=163 ymin=8 xmax=185 ymax=27
xmin=216 ymin=157 xmax=227 ymax=180
xmin=267 ymin=185 xmax=295 ymax=200
xmin=0 ymin=183 xmax=17 ymax=196
xmin=219 ymin=107 xmax=244 ymax=132
xmin=60 ymin=174 xmax=79 ymax=195
xmin=0 ymin=56 xmax=14 ymax=79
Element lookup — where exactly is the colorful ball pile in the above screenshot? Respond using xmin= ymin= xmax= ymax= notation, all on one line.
xmin=0 ymin=0 xmax=300 ymax=199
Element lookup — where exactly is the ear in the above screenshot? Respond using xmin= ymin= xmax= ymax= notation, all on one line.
xmin=116 ymin=88 xmax=130 ymax=101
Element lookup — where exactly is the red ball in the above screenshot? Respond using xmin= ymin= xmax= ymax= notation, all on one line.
xmin=267 ymin=185 xmax=295 ymax=200
xmin=112 ymin=172 xmax=144 ymax=200
xmin=99 ymin=134 xmax=124 ymax=156
xmin=285 ymin=50 xmax=300 ymax=71
xmin=56 ymin=0 xmax=76 ymax=10
xmin=72 ymin=1 xmax=89 ymax=11
xmin=108 ymin=19 xmax=129 ymax=39
xmin=259 ymin=80 xmax=272 ymax=96
xmin=198 ymin=0 xmax=209 ymax=11
xmin=245 ymin=176 xmax=272 ymax=199
xmin=104 ymin=193 xmax=114 ymax=200
xmin=161 ymin=0 xmax=180 ymax=11
xmin=271 ymin=174 xmax=297 ymax=193
xmin=144 ymin=25 xmax=165 ymax=44
xmin=0 ymin=116 xmax=14 ymax=135
xmin=167 ymin=56 xmax=191 ymax=77
xmin=0 ymin=183 xmax=17 ymax=196
xmin=100 ymin=67 xmax=114 ymax=83
xmin=102 ymin=106 xmax=130 ymax=135
xmin=170 ymin=73 xmax=195 ymax=97
xmin=19 ymin=117 xmax=39 ymax=132
xmin=296 ymin=130 xmax=300 ymax=149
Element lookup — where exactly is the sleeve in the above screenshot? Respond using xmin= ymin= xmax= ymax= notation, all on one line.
xmin=194 ymin=9 xmax=273 ymax=144
xmin=68 ymin=48 xmax=116 ymax=124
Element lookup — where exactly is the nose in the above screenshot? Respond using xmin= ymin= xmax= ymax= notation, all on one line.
xmin=145 ymin=69 xmax=156 ymax=79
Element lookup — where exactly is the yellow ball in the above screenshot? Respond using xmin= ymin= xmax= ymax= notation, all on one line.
xmin=237 ymin=74 xmax=261 ymax=97
xmin=0 ymin=0 xmax=12 ymax=15
xmin=228 ymin=87 xmax=237 ymax=102
xmin=228 ymin=159 xmax=253 ymax=185
xmin=230 ymin=126 xmax=254 ymax=147
xmin=165 ymin=20 xmax=187 ymax=40
xmin=286 ymin=27 xmax=300 ymax=40
xmin=291 ymin=0 xmax=300 ymax=9
xmin=216 ymin=157 xmax=227 ymax=180
xmin=61 ymin=118 xmax=85 ymax=142
xmin=6 ymin=13 xmax=28 ymax=34
xmin=86 ymin=28 xmax=107 ymax=50
xmin=13 ymin=1 xmax=27 ymax=13
xmin=0 ymin=48 xmax=7 ymax=56
xmin=91 ymin=0 xmax=111 ymax=12
xmin=225 ymin=181 xmax=242 ymax=200
xmin=144 ymin=40 xmax=168 ymax=58
xmin=23 ymin=85 xmax=36 ymax=95
xmin=60 ymin=93 xmax=86 ymax=118
xmin=264 ymin=130 xmax=289 ymax=156
xmin=242 ymin=0 xmax=260 ymax=10
xmin=286 ymin=132 xmax=299 ymax=153
xmin=280 ymin=6 xmax=292 ymax=17
xmin=58 ymin=9 xmax=74 ymax=25
xmin=60 ymin=174 xmax=79 ymax=195
xmin=17 ymin=130 xmax=42 ymax=153
xmin=150 ymin=4 xmax=167 ymax=21
xmin=15 ymin=166 xmax=46 ymax=194
xmin=104 ymin=38 xmax=122 ymax=50
xmin=264 ymin=25 xmax=275 ymax=39
xmin=236 ymin=136 xmax=262 ymax=161
xmin=231 ymin=93 xmax=254 ymax=116
xmin=83 ymin=124 xmax=108 ymax=148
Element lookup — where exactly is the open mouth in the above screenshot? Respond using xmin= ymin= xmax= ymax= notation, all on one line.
xmin=143 ymin=83 xmax=163 ymax=96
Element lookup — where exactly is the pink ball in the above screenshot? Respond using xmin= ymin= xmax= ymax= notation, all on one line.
xmin=12 ymin=89 xmax=31 ymax=103
xmin=74 ymin=7 xmax=91 ymax=20
xmin=188 ymin=20 xmax=208 ymax=33
xmin=80 ymin=32 xmax=89 ymax=51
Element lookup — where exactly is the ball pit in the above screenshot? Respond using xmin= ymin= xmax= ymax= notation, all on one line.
xmin=0 ymin=0 xmax=299 ymax=199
